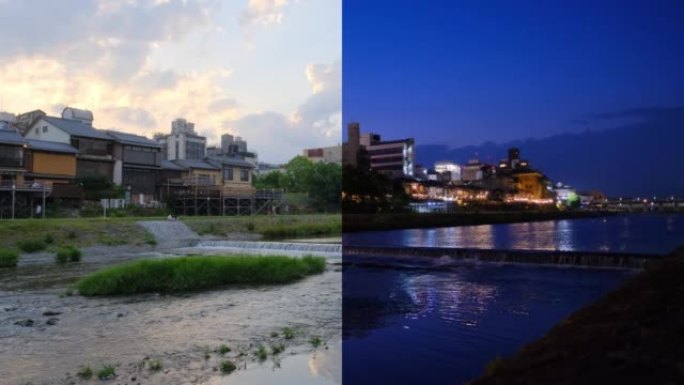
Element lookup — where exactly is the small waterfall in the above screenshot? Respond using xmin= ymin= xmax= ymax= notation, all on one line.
xmin=344 ymin=246 xmax=658 ymax=269
xmin=197 ymin=240 xmax=342 ymax=255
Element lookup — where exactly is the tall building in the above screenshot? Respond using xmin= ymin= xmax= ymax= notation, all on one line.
xmin=360 ymin=131 xmax=415 ymax=179
xmin=156 ymin=118 xmax=206 ymax=160
xmin=221 ymin=134 xmax=234 ymax=153
xmin=302 ymin=145 xmax=342 ymax=164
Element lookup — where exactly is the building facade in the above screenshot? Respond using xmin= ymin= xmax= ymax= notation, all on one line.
xmin=156 ymin=118 xmax=207 ymax=161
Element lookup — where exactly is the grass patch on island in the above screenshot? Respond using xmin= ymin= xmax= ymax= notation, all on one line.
xmin=74 ymin=255 xmax=326 ymax=296
xmin=0 ymin=249 xmax=19 ymax=268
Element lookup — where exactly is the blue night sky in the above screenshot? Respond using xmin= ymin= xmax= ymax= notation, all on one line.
xmin=343 ymin=0 xmax=684 ymax=146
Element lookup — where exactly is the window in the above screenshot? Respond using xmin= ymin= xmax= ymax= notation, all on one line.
xmin=35 ymin=128 xmax=39 ymax=135
xmin=240 ymin=168 xmax=249 ymax=182
xmin=223 ymin=167 xmax=234 ymax=181
xmin=42 ymin=125 xmax=48 ymax=133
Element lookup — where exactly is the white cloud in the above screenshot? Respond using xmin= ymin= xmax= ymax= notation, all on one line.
xmin=0 ymin=0 xmax=219 ymax=81
xmin=223 ymin=59 xmax=340 ymax=163
xmin=239 ymin=0 xmax=293 ymax=27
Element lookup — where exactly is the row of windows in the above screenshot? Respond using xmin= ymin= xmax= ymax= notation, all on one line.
xmin=222 ymin=167 xmax=250 ymax=182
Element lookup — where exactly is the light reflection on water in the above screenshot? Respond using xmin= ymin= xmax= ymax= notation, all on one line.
xmin=344 ymin=214 xmax=684 ymax=254
xmin=343 ymin=264 xmax=631 ymax=385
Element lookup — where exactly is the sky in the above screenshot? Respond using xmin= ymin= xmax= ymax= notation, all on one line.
xmin=343 ymin=0 xmax=684 ymax=147
xmin=0 ymin=0 xmax=341 ymax=164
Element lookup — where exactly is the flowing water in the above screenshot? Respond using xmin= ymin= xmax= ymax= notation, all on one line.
xmin=0 ymin=241 xmax=341 ymax=385
xmin=342 ymin=214 xmax=683 ymax=384
xmin=344 ymin=214 xmax=684 ymax=254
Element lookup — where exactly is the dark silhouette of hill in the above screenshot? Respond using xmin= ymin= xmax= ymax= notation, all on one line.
xmin=416 ymin=107 xmax=684 ymax=197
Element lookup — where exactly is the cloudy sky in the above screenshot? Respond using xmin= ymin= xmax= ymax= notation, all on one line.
xmin=0 ymin=0 xmax=341 ymax=163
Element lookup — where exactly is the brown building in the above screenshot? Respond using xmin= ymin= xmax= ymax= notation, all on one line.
xmin=24 ymin=139 xmax=78 ymax=185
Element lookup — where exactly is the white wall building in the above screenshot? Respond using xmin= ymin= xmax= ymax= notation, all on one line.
xmin=156 ymin=118 xmax=206 ymax=160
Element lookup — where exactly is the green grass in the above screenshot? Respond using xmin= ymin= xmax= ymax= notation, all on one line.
xmin=0 ymin=249 xmax=19 ymax=268
xmin=148 ymin=359 xmax=163 ymax=372
xmin=309 ymin=336 xmax=322 ymax=348
xmin=282 ymin=327 xmax=295 ymax=340
xmin=76 ymin=366 xmax=93 ymax=379
xmin=255 ymin=345 xmax=268 ymax=361
xmin=55 ymin=246 xmax=82 ymax=264
xmin=75 ymin=255 xmax=326 ymax=296
xmin=17 ymin=239 xmax=47 ymax=253
xmin=220 ymin=360 xmax=237 ymax=374
xmin=217 ymin=344 xmax=231 ymax=355
xmin=183 ymin=214 xmax=341 ymax=239
xmin=0 ymin=217 xmax=158 ymax=249
xmin=271 ymin=343 xmax=285 ymax=355
xmin=97 ymin=364 xmax=116 ymax=380
xmin=270 ymin=331 xmax=279 ymax=338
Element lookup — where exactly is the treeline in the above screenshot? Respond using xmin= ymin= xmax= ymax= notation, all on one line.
xmin=253 ymin=156 xmax=341 ymax=212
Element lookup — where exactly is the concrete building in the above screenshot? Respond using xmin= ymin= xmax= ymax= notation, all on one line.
xmin=360 ymin=131 xmax=415 ymax=179
xmin=342 ymin=122 xmax=368 ymax=168
xmin=156 ymin=118 xmax=207 ymax=160
xmin=435 ymin=161 xmax=461 ymax=182
xmin=302 ymin=145 xmax=342 ymax=164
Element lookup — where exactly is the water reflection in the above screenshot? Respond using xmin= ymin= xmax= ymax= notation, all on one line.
xmin=344 ymin=214 xmax=684 ymax=254
xmin=343 ymin=264 xmax=631 ymax=385
xmin=217 ymin=342 xmax=341 ymax=385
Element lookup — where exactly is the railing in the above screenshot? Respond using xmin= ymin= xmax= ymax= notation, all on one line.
xmin=0 ymin=181 xmax=53 ymax=192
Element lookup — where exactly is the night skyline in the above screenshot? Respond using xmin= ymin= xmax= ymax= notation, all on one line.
xmin=343 ymin=0 xmax=684 ymax=150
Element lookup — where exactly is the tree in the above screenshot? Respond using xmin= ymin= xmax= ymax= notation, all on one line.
xmin=308 ymin=162 xmax=342 ymax=211
xmin=253 ymin=171 xmax=284 ymax=189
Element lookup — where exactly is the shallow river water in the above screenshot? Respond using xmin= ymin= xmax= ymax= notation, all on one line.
xmin=0 ymin=245 xmax=341 ymax=385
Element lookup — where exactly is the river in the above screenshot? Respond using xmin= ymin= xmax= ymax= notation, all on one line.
xmin=342 ymin=214 xmax=684 ymax=384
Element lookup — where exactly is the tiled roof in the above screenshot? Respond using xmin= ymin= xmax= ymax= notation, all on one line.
xmin=26 ymin=139 xmax=78 ymax=154
xmin=41 ymin=116 xmax=112 ymax=140
xmin=207 ymin=156 xmax=255 ymax=168
xmin=106 ymin=130 xmax=161 ymax=148
xmin=161 ymin=160 xmax=186 ymax=171
xmin=0 ymin=129 xmax=25 ymax=145
xmin=172 ymin=159 xmax=220 ymax=170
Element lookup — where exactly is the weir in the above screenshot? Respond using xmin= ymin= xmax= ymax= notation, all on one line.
xmin=196 ymin=240 xmax=342 ymax=256
xmin=344 ymin=246 xmax=661 ymax=269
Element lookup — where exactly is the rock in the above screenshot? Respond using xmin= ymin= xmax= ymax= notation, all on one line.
xmin=46 ymin=318 xmax=59 ymax=326
xmin=2 ymin=305 xmax=18 ymax=312
xmin=14 ymin=319 xmax=34 ymax=327
xmin=43 ymin=310 xmax=62 ymax=316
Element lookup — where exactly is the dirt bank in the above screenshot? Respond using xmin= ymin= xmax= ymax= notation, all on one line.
xmin=469 ymin=245 xmax=684 ymax=385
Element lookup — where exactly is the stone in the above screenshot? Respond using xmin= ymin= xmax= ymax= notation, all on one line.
xmin=43 ymin=311 xmax=62 ymax=316
xmin=46 ymin=318 xmax=59 ymax=326
xmin=14 ymin=319 xmax=34 ymax=327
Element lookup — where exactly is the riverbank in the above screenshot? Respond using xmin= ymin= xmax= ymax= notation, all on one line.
xmin=343 ymin=211 xmax=615 ymax=232
xmin=0 ymin=219 xmax=342 ymax=385
xmin=470 ymin=245 xmax=684 ymax=385
xmin=0 ymin=214 xmax=341 ymax=251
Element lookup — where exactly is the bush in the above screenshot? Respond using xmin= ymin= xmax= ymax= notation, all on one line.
xmin=44 ymin=234 xmax=54 ymax=244
xmin=220 ymin=360 xmax=236 ymax=374
xmin=97 ymin=364 xmax=116 ymax=380
xmin=17 ymin=239 xmax=47 ymax=253
xmin=75 ymin=255 xmax=326 ymax=296
xmin=55 ymin=246 xmax=82 ymax=264
xmin=0 ymin=249 xmax=19 ymax=268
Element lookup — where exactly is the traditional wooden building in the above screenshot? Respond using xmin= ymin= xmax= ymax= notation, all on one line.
xmin=25 ymin=109 xmax=115 ymax=180
xmin=107 ymin=130 xmax=162 ymax=205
